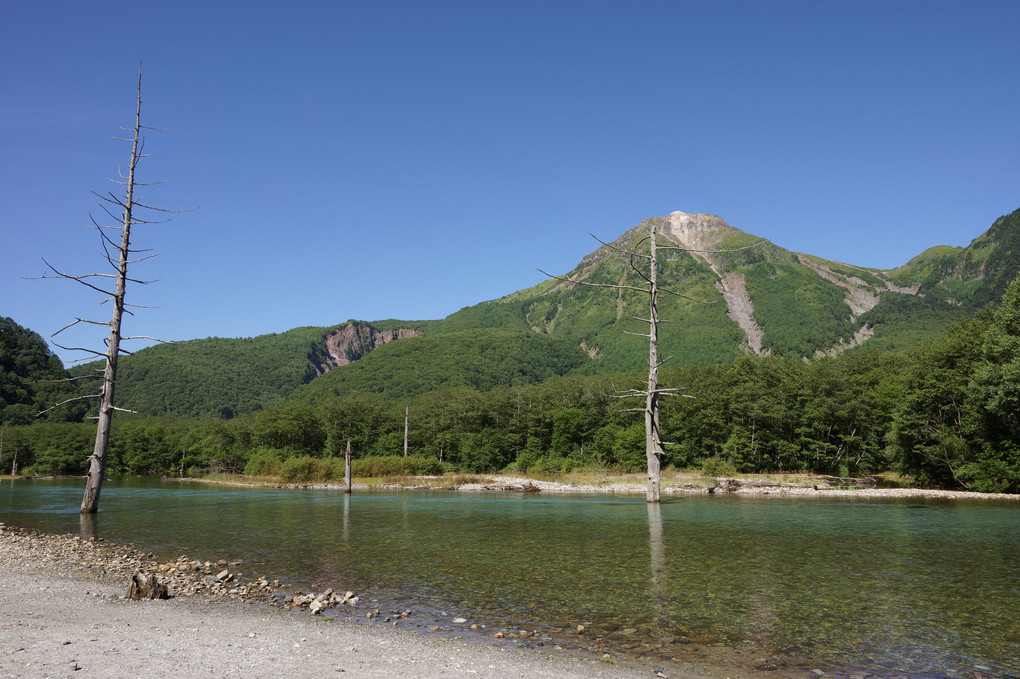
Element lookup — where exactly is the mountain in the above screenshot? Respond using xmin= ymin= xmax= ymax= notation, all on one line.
xmin=431 ymin=208 xmax=1020 ymax=363
xmin=47 ymin=206 xmax=1020 ymax=418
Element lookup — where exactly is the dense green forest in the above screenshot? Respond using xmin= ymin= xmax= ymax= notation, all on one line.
xmin=4 ymin=272 xmax=1019 ymax=491
xmin=0 ymin=317 xmax=86 ymax=425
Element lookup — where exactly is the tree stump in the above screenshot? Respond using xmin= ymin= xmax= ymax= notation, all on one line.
xmin=126 ymin=571 xmax=169 ymax=600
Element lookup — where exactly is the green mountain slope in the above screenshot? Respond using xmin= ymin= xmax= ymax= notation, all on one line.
xmin=294 ymin=328 xmax=589 ymax=403
xmin=856 ymin=206 xmax=1020 ymax=351
xmin=72 ymin=320 xmax=431 ymax=418
xmin=44 ymin=205 xmax=1020 ymax=418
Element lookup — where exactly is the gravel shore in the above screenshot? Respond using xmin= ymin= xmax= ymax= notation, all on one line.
xmin=195 ymin=473 xmax=1020 ymax=502
xmin=0 ymin=524 xmax=760 ymax=679
xmin=453 ymin=475 xmax=1020 ymax=500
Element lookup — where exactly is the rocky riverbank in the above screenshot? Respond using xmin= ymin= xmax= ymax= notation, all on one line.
xmin=455 ymin=475 xmax=1020 ymax=500
xmin=1 ymin=522 xmax=722 ymax=679
xmin=170 ymin=473 xmax=1019 ymax=502
xmin=1 ymin=521 xmax=1010 ymax=679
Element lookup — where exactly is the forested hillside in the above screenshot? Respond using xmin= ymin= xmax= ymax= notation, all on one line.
xmin=294 ymin=328 xmax=589 ymax=402
xmin=0 ymin=317 xmax=84 ymax=424
xmin=7 ymin=271 xmax=1019 ymax=491
xmin=68 ymin=320 xmax=433 ymax=418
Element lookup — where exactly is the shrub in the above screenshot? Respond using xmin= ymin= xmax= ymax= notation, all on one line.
xmin=351 ymin=455 xmax=443 ymax=477
xmin=244 ymin=448 xmax=287 ymax=477
xmin=508 ymin=449 xmax=540 ymax=472
xmin=526 ymin=455 xmax=568 ymax=475
xmin=279 ymin=455 xmax=341 ymax=483
xmin=701 ymin=455 xmax=735 ymax=477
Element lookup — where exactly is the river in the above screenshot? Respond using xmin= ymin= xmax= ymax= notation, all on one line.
xmin=2 ymin=477 xmax=1017 ymax=678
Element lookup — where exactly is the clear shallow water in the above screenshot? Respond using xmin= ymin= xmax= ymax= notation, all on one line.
xmin=2 ymin=477 xmax=1017 ymax=677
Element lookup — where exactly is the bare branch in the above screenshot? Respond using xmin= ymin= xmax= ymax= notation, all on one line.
xmin=536 ymin=268 xmax=648 ymax=294
xmin=124 ymin=253 xmax=158 ymax=265
xmin=629 ymin=253 xmax=653 ymax=286
xmin=29 ymin=259 xmax=118 ymax=297
xmin=121 ymin=335 xmax=177 ymax=345
xmin=34 ymin=374 xmax=102 ymax=384
xmin=658 ymin=286 xmax=715 ymax=303
xmin=590 ymin=232 xmax=651 ymax=260
xmin=50 ymin=341 xmax=107 ymax=358
xmin=133 ymin=200 xmax=192 ymax=213
xmin=36 ymin=394 xmax=102 ymax=417
xmin=52 ymin=318 xmax=111 ymax=336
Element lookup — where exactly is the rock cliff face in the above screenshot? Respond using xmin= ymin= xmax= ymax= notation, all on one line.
xmin=317 ymin=322 xmax=421 ymax=374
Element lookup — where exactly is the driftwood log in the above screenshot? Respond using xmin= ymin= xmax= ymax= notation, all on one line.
xmin=708 ymin=476 xmax=877 ymax=493
xmin=126 ymin=571 xmax=170 ymax=600
xmin=813 ymin=475 xmax=877 ymax=488
xmin=482 ymin=482 xmax=540 ymax=493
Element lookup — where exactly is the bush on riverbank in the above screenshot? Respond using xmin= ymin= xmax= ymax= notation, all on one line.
xmin=352 ymin=455 xmax=443 ymax=478
xmin=271 ymin=454 xmax=444 ymax=483
xmin=278 ymin=455 xmax=343 ymax=483
xmin=243 ymin=448 xmax=287 ymax=477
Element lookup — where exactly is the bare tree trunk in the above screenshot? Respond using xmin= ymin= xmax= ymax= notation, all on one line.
xmin=403 ymin=405 xmax=409 ymax=457
xmin=344 ymin=439 xmax=352 ymax=493
xmin=79 ymin=512 xmax=98 ymax=541
xmin=645 ymin=230 xmax=663 ymax=503
xmin=81 ymin=71 xmax=143 ymax=514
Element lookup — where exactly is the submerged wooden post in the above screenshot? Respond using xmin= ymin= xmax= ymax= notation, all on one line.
xmin=79 ymin=512 xmax=98 ymax=541
xmin=344 ymin=439 xmax=352 ymax=493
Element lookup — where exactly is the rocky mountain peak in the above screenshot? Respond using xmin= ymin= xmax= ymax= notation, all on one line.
xmin=663 ymin=211 xmax=732 ymax=234
xmin=659 ymin=211 xmax=737 ymax=251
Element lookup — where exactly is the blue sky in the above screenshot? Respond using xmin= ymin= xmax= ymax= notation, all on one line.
xmin=3 ymin=1 xmax=1018 ymax=364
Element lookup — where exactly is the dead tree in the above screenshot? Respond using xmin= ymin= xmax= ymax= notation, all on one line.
xmin=35 ymin=65 xmax=178 ymax=513
xmin=540 ymin=222 xmax=761 ymax=502
xmin=403 ymin=405 xmax=409 ymax=457
xmin=345 ymin=440 xmax=353 ymax=493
